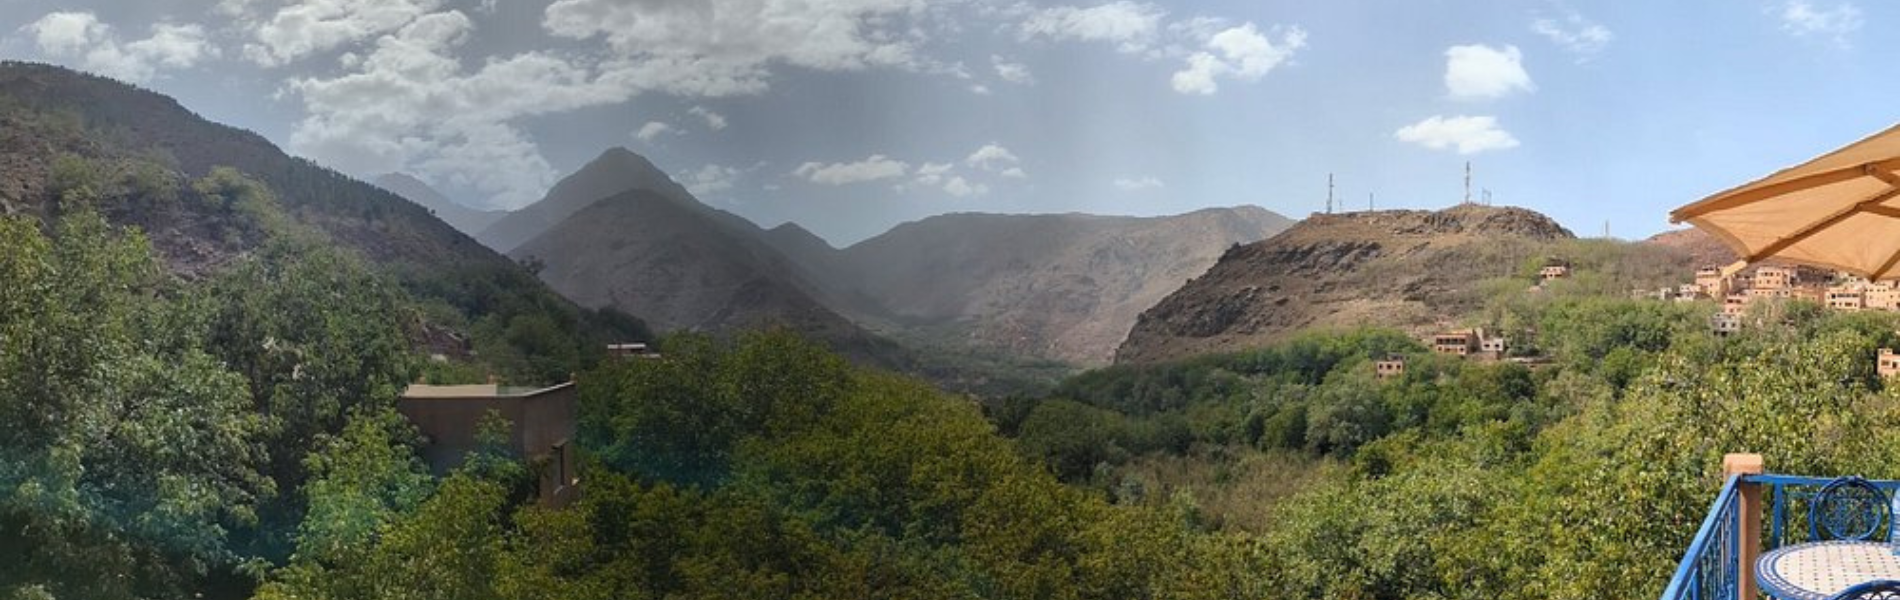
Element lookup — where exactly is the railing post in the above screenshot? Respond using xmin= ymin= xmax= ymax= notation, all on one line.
xmin=1724 ymin=453 xmax=1765 ymax=600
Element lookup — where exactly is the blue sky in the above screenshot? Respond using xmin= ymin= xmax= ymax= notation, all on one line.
xmin=1 ymin=0 xmax=1892 ymax=245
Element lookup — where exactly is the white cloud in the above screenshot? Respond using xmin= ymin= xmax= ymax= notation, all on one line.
xmin=965 ymin=143 xmax=1021 ymax=171
xmin=1394 ymin=115 xmax=1520 ymax=154
xmin=1113 ymin=176 xmax=1164 ymax=191
xmin=794 ymin=155 xmax=910 ymax=185
xmin=685 ymin=164 xmax=741 ymax=196
xmin=24 ymin=12 xmax=215 ymax=83
xmin=1532 ymin=11 xmax=1613 ymax=61
xmin=1444 ymin=44 xmax=1534 ymax=100
xmin=1778 ymin=1 xmax=1862 ymax=47
xmin=970 ymin=83 xmax=992 ymax=95
xmin=634 ymin=121 xmax=676 ymax=142
xmin=242 ymin=0 xmax=444 ymax=66
xmin=942 ymin=176 xmax=988 ymax=197
xmin=1020 ymin=1 xmax=1166 ymax=52
xmin=286 ymin=10 xmax=626 ymax=209
xmin=687 ymin=105 xmax=727 ymax=130
xmin=914 ymin=162 xmax=954 ymax=186
xmin=1001 ymin=167 xmax=1026 ymax=179
xmin=1170 ymin=22 xmax=1304 ymax=95
xmin=544 ymin=0 xmax=931 ymax=96
xmin=992 ymin=55 xmax=1035 ymax=84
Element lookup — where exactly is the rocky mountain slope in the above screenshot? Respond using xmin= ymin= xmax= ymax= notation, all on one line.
xmin=1645 ymin=227 xmax=1739 ymax=267
xmin=0 ymin=61 xmax=635 ymax=376
xmin=475 ymin=148 xmax=701 ymax=253
xmin=374 ymin=172 xmax=504 ymax=236
xmin=829 ymin=208 xmax=1292 ymax=365
xmin=1117 ymin=204 xmax=1575 ymax=364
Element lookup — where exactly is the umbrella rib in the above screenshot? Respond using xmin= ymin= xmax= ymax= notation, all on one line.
xmin=1872 ymin=248 xmax=1900 ymax=281
xmin=1673 ymin=160 xmax=1900 ymax=222
xmin=1745 ymin=185 xmax=1900 ymax=262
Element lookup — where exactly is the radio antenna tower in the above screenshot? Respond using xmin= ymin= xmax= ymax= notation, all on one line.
xmin=1482 ymin=188 xmax=1492 ymax=206
xmin=1368 ymin=192 xmax=1374 ymax=211
xmin=1326 ymin=173 xmax=1334 ymax=214
xmin=1463 ymin=161 xmax=1472 ymax=205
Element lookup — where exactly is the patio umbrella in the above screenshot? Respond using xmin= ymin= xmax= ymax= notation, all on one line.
xmin=1671 ymin=123 xmax=1900 ymax=279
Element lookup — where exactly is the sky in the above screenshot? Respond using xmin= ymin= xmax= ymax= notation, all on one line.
xmin=0 ymin=0 xmax=1894 ymax=246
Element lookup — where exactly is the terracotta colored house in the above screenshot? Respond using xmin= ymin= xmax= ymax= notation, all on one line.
xmin=1753 ymin=266 xmax=1795 ymax=290
xmin=1881 ymin=348 xmax=1900 ymax=379
xmin=1826 ymin=286 xmax=1866 ymax=311
xmin=1374 ymin=357 xmax=1406 ymax=379
xmin=1695 ymin=267 xmax=1730 ymax=297
xmin=1432 ymin=329 xmax=1481 ymax=355
xmin=399 ymin=382 xmax=580 ymax=507
xmin=1539 ymin=265 xmax=1570 ymax=282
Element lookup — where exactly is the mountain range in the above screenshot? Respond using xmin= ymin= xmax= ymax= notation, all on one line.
xmin=373 ymin=172 xmax=505 ymax=236
xmin=398 ymin=147 xmax=1292 ymax=368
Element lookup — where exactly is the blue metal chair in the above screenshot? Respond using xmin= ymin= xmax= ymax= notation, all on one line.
xmin=1833 ymin=579 xmax=1900 ymax=599
xmin=1812 ymin=476 xmax=1891 ymax=542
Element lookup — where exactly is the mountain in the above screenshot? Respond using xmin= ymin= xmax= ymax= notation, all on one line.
xmin=1646 ymin=226 xmax=1738 ymax=267
xmin=828 ymin=207 xmax=1292 ymax=365
xmin=475 ymin=147 xmax=697 ymax=252
xmin=1116 ymin=204 xmax=1576 ymax=364
xmin=373 ymin=172 xmax=504 ymax=236
xmin=506 ymin=156 xmax=908 ymax=368
xmin=0 ymin=61 xmax=633 ymax=380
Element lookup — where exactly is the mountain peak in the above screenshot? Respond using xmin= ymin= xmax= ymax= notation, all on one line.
xmin=474 ymin=146 xmax=698 ymax=252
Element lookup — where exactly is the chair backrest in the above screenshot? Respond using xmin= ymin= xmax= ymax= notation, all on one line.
xmin=1833 ymin=579 xmax=1900 ymax=600
xmin=1811 ymin=476 xmax=1891 ymax=542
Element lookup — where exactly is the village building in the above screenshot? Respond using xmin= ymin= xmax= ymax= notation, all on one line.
xmin=1867 ymin=283 xmax=1900 ymax=311
xmin=399 ymin=382 xmax=581 ymax=507
xmin=1747 ymin=287 xmax=1792 ymax=300
xmin=1881 ymin=348 xmax=1900 ymax=379
xmin=1675 ymin=283 xmax=1703 ymax=302
xmin=1791 ymin=285 xmax=1826 ymax=303
xmin=1432 ymin=329 xmax=1482 ymax=356
xmin=1695 ymin=267 xmax=1731 ymax=297
xmin=1753 ymin=266 xmax=1796 ymax=289
xmin=1539 ymin=265 xmax=1570 ymax=282
xmin=1723 ymin=294 xmax=1750 ymax=316
xmin=1826 ymin=286 xmax=1866 ymax=311
xmin=1710 ymin=313 xmax=1742 ymax=336
xmin=1480 ymin=335 xmax=1508 ymax=357
xmin=606 ymin=342 xmax=660 ymax=359
xmin=1375 ymin=356 xmax=1406 ymax=379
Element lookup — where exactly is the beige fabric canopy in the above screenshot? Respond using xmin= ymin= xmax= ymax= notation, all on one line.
xmin=1672 ymin=123 xmax=1900 ymax=280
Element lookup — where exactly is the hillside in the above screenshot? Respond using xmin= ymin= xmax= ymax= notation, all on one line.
xmin=1645 ymin=226 xmax=1739 ymax=267
xmin=373 ymin=172 xmax=505 ymax=236
xmin=831 ymin=207 xmax=1292 ymax=365
xmin=0 ymin=61 xmax=635 ymax=382
xmin=1116 ymin=204 xmax=1577 ymax=364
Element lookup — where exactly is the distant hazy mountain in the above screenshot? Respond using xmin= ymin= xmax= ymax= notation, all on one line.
xmin=476 ymin=147 xmax=698 ymax=252
xmin=505 ymin=151 xmax=907 ymax=367
xmin=825 ymin=208 xmax=1293 ymax=365
xmin=374 ymin=173 xmax=505 ymax=236
xmin=1117 ymin=204 xmax=1576 ymax=364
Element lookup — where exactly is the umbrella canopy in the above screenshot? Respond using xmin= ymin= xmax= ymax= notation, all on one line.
xmin=1672 ymin=123 xmax=1900 ymax=279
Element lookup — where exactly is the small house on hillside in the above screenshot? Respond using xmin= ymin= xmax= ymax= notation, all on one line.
xmin=399 ymin=382 xmax=580 ymax=507
xmin=1881 ymin=348 xmax=1900 ymax=379
xmin=1723 ymin=294 xmax=1750 ymax=316
xmin=1432 ymin=329 xmax=1482 ymax=356
xmin=1539 ymin=265 xmax=1570 ymax=282
xmin=1753 ymin=266 xmax=1796 ymax=290
xmin=1375 ymin=356 xmax=1406 ymax=379
xmin=1826 ymin=286 xmax=1865 ymax=312
xmin=606 ymin=342 xmax=660 ymax=360
xmin=1695 ymin=267 xmax=1730 ymax=297
xmin=1711 ymin=313 xmax=1741 ymax=337
xmin=1479 ymin=335 xmax=1507 ymax=357
xmin=1868 ymin=283 xmax=1900 ymax=311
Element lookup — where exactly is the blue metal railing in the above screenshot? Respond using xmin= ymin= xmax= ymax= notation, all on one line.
xmin=1660 ymin=473 xmax=1900 ymax=600
xmin=1662 ymin=474 xmax=1742 ymax=600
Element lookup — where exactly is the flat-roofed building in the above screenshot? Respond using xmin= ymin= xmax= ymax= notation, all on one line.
xmin=1432 ymin=329 xmax=1481 ymax=355
xmin=1881 ymin=348 xmax=1900 ymax=379
xmin=1695 ymin=267 xmax=1730 ymax=297
xmin=1754 ymin=266 xmax=1796 ymax=289
xmin=1711 ymin=313 xmax=1742 ymax=336
xmin=1827 ymin=287 xmax=1866 ymax=311
xmin=1868 ymin=284 xmax=1900 ymax=311
xmin=1539 ymin=265 xmax=1570 ymax=282
xmin=399 ymin=382 xmax=580 ymax=507
xmin=1375 ymin=357 xmax=1406 ymax=379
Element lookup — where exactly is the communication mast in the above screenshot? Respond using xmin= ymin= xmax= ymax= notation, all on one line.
xmin=1326 ymin=173 xmax=1334 ymax=214
xmin=1463 ymin=161 xmax=1471 ymax=205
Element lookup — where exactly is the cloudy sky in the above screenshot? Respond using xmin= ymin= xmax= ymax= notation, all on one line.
xmin=3 ymin=0 xmax=1893 ymax=245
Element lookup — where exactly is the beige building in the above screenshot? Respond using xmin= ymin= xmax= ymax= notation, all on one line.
xmin=1539 ymin=265 xmax=1570 ymax=282
xmin=399 ymin=382 xmax=581 ymax=507
xmin=1867 ymin=283 xmax=1900 ymax=311
xmin=1695 ymin=267 xmax=1731 ymax=297
xmin=1723 ymin=294 xmax=1750 ymax=316
xmin=1432 ymin=329 xmax=1481 ymax=355
xmin=1826 ymin=287 xmax=1866 ymax=311
xmin=1375 ymin=357 xmax=1406 ymax=379
xmin=1753 ymin=266 xmax=1796 ymax=289
xmin=1881 ymin=349 xmax=1900 ymax=379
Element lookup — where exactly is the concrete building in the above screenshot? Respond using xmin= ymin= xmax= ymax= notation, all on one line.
xmin=1711 ymin=313 xmax=1741 ymax=336
xmin=606 ymin=342 xmax=660 ymax=360
xmin=1826 ymin=287 xmax=1866 ymax=311
xmin=1754 ymin=266 xmax=1795 ymax=289
xmin=1724 ymin=294 xmax=1750 ymax=316
xmin=399 ymin=382 xmax=580 ymax=507
xmin=1480 ymin=335 xmax=1508 ymax=357
xmin=1539 ymin=265 xmax=1570 ymax=282
xmin=1432 ymin=329 xmax=1482 ymax=355
xmin=1375 ymin=357 xmax=1406 ymax=379
xmin=1695 ymin=267 xmax=1731 ymax=297
xmin=1867 ymin=283 xmax=1900 ymax=311
xmin=1881 ymin=348 xmax=1900 ymax=379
